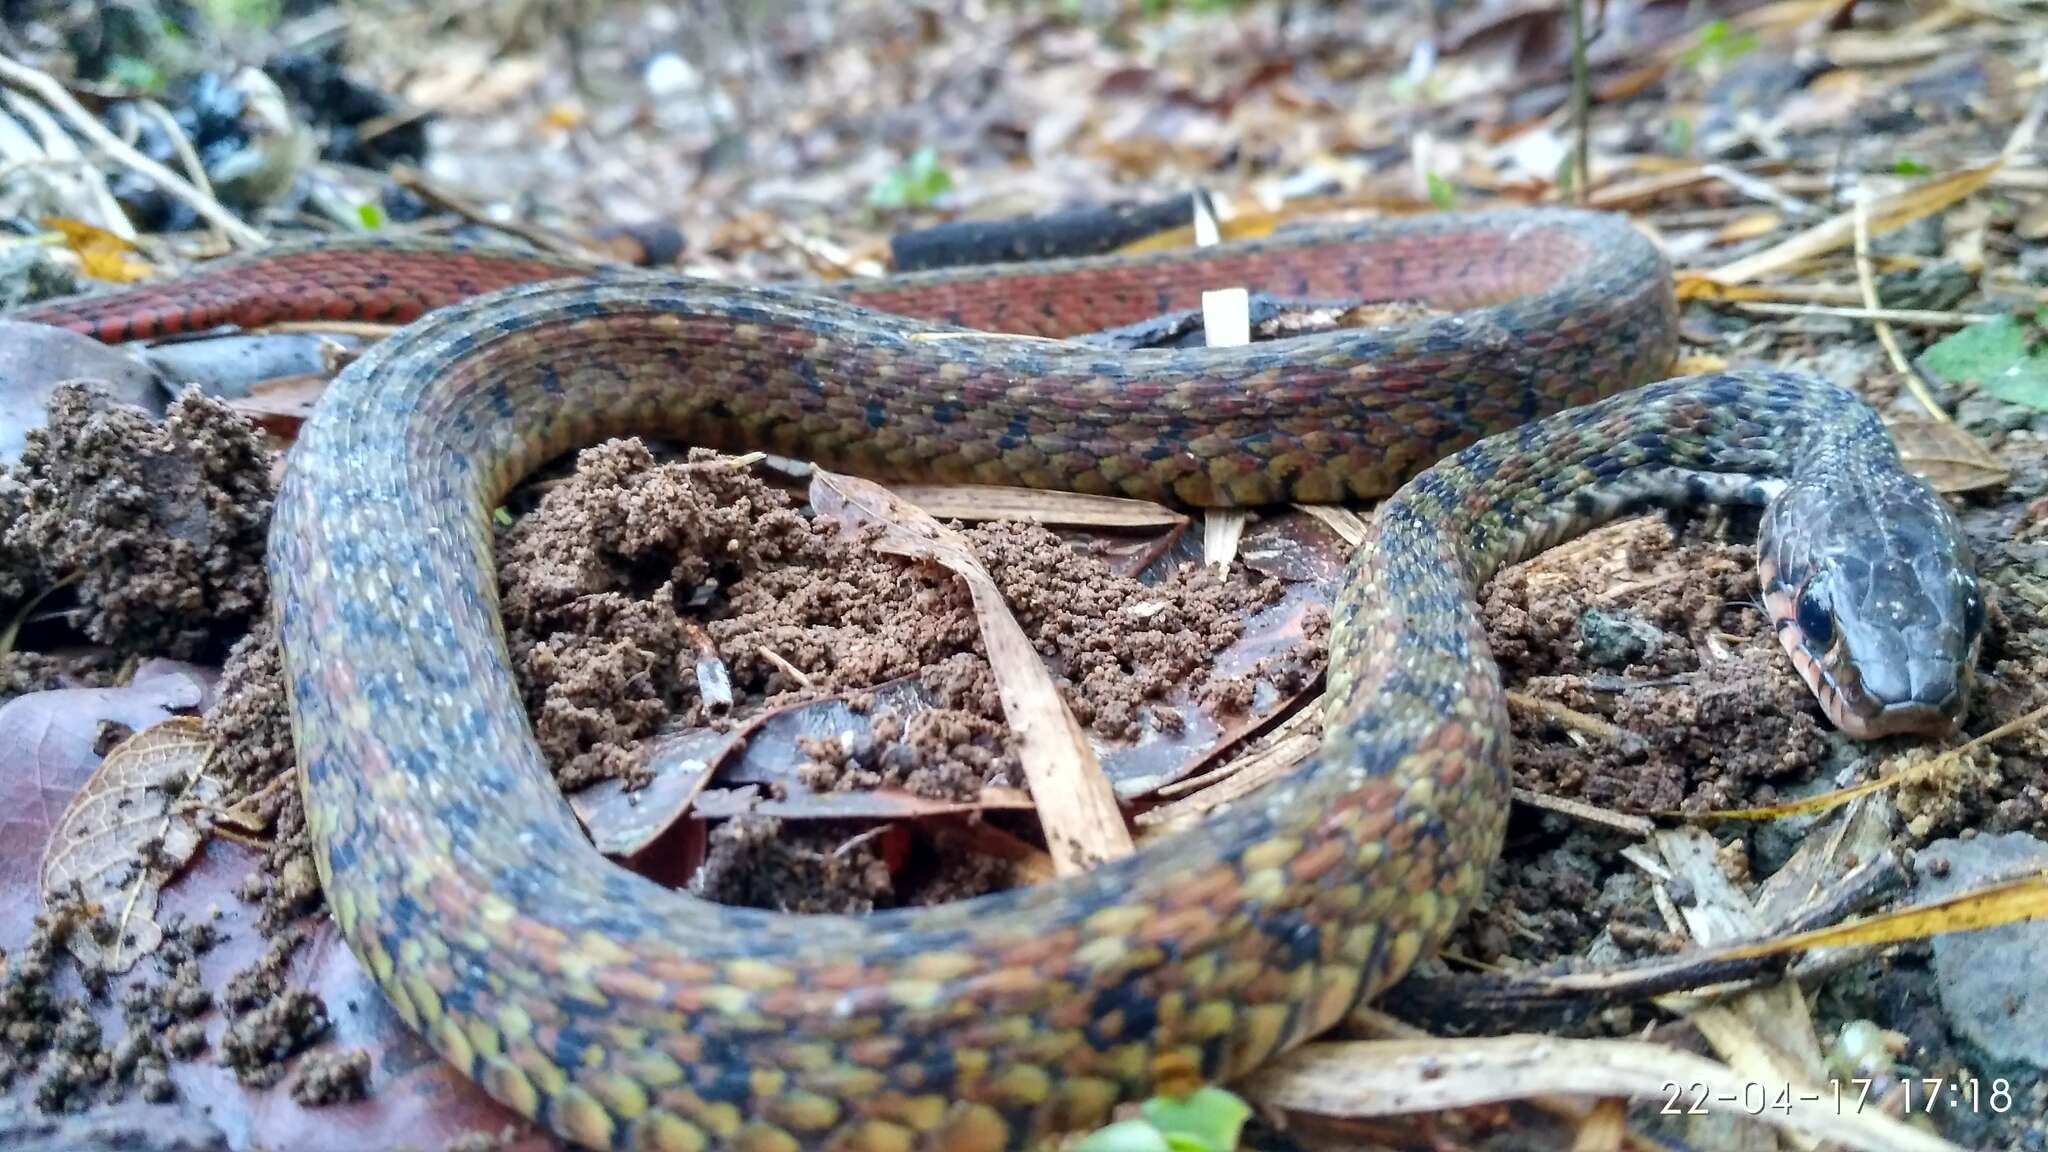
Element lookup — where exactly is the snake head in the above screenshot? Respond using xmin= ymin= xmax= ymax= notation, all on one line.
xmin=1759 ymin=467 xmax=1982 ymax=740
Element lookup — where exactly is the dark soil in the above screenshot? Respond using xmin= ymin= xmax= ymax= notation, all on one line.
xmin=488 ymin=437 xmax=1284 ymax=802
xmin=288 ymin=1048 xmax=371 ymax=1107
xmin=1486 ymin=517 xmax=1830 ymax=814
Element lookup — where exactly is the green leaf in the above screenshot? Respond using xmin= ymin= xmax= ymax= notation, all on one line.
xmin=1140 ymin=1087 xmax=1252 ymax=1152
xmin=1426 ymin=172 xmax=1457 ymax=210
xmin=104 ymin=56 xmax=167 ymax=94
xmin=1891 ymin=157 xmax=1932 ymax=176
xmin=1664 ymin=116 xmax=1694 ymax=155
xmin=866 ymin=146 xmax=953 ymax=211
xmin=1681 ymin=19 xmax=1759 ymax=69
xmin=199 ymin=0 xmax=281 ymax=29
xmin=1919 ymin=310 xmax=2048 ymax=410
xmin=356 ymin=201 xmax=387 ymax=231
xmin=1075 ymin=1119 xmax=1173 ymax=1152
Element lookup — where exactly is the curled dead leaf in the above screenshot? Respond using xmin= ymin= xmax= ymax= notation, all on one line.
xmin=38 ymin=716 xmax=223 ymax=973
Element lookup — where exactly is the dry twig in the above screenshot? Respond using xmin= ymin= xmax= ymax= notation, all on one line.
xmin=0 ymin=53 xmax=265 ymax=247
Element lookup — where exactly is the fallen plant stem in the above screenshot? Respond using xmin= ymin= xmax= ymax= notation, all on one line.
xmin=1697 ymin=698 xmax=2048 ymax=821
xmin=389 ymin=165 xmax=596 ymax=259
xmin=1733 ymin=302 xmax=1999 ymax=327
xmin=1505 ymin=689 xmax=1639 ymax=748
xmin=1853 ymin=190 xmax=1948 ymax=421
xmin=0 ymin=572 xmax=78 ymax=656
xmin=1567 ymin=0 xmax=1592 ymax=202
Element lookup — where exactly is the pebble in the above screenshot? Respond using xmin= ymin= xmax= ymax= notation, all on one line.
xmin=0 ymin=319 xmax=165 ymax=464
xmin=1915 ymin=831 xmax=2048 ymax=1070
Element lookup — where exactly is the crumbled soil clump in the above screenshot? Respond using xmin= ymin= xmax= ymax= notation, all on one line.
xmin=204 ymin=622 xmax=321 ymax=931
xmin=962 ymin=520 xmax=1284 ymax=737
xmin=1452 ymin=822 xmax=1673 ymax=970
xmin=1484 ymin=516 xmax=1828 ymax=815
xmin=2 ymin=383 xmax=273 ymax=660
xmin=190 ymin=436 xmax=1297 ymax=939
xmin=799 ymin=707 xmax=1021 ymax=800
xmin=0 ymin=900 xmax=219 ymax=1113
xmin=1445 ymin=516 xmax=1834 ymax=969
xmin=217 ymin=927 xmax=326 ymax=1088
xmin=203 ymin=625 xmax=293 ymax=797
xmin=289 ymin=1047 xmax=371 ymax=1106
xmin=109 ymin=923 xmax=216 ymax=1104
xmin=0 ymin=902 xmax=98 ymax=1108
xmin=219 ymin=986 xmax=329 ymax=1088
xmin=688 ymin=816 xmax=897 ymax=914
xmin=690 ymin=816 xmax=1009 ymax=914
xmin=0 ymin=649 xmax=91 ymax=699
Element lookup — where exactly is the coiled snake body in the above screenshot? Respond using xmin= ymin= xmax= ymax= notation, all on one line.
xmin=19 ymin=209 xmax=1981 ymax=1151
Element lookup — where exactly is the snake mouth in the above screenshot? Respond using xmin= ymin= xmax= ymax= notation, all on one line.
xmin=1824 ymin=691 xmax=1963 ymax=740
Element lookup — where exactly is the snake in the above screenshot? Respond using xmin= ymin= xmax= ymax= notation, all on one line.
xmin=17 ymin=207 xmax=1982 ymax=1151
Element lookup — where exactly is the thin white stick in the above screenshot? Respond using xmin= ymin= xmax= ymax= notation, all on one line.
xmin=0 ymin=53 xmax=265 ymax=248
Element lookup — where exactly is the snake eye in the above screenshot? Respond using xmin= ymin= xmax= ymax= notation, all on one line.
xmin=1796 ymin=582 xmax=1835 ymax=651
xmin=1962 ymin=591 xmax=1985 ymax=639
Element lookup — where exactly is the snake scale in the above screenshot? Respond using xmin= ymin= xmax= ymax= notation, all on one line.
xmin=18 ymin=208 xmax=1982 ymax=1151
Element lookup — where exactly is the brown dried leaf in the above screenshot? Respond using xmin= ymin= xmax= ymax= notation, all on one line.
xmin=227 ymin=375 xmax=327 ymax=439
xmin=38 ymin=716 xmax=223 ymax=973
xmin=1888 ymin=414 xmax=2010 ymax=494
xmin=568 ymin=677 xmax=1037 ymax=862
xmin=809 ymin=469 xmax=1132 ymax=873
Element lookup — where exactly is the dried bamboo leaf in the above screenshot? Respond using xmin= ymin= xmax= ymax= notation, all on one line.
xmin=1697 ymin=164 xmax=1999 ymax=287
xmin=1245 ymin=1037 xmax=1965 ymax=1152
xmin=888 ymin=484 xmax=1185 ymax=528
xmin=809 ymin=470 xmax=1131 ymax=872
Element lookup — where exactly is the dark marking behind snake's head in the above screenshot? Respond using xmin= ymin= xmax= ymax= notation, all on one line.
xmin=1760 ymin=461 xmax=1981 ymax=739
